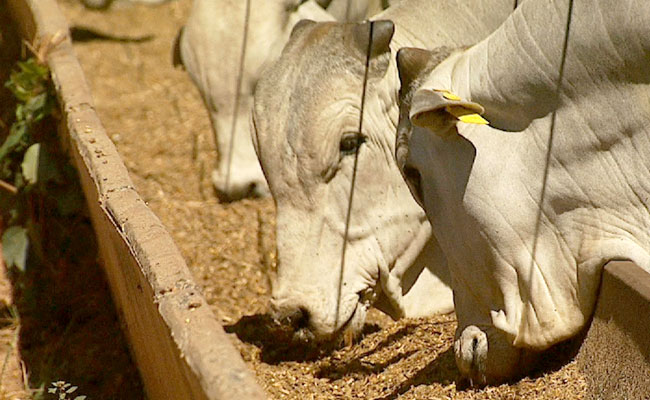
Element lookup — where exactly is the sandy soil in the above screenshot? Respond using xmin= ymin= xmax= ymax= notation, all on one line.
xmin=56 ymin=0 xmax=588 ymax=398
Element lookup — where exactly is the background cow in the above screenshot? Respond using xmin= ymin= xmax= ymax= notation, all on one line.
xmin=174 ymin=0 xmax=336 ymax=200
xmin=174 ymin=0 xmax=395 ymax=201
xmin=396 ymin=0 xmax=650 ymax=385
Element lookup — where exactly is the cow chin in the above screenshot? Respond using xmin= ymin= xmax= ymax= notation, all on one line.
xmin=454 ymin=325 xmax=539 ymax=386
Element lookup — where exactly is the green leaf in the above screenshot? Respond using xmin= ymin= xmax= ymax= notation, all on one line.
xmin=5 ymin=59 xmax=49 ymax=102
xmin=0 ymin=120 xmax=28 ymax=162
xmin=21 ymin=143 xmax=40 ymax=184
xmin=2 ymin=226 xmax=29 ymax=271
xmin=21 ymin=143 xmax=62 ymax=186
xmin=23 ymin=93 xmax=48 ymax=122
xmin=74 ymin=396 xmax=87 ymax=400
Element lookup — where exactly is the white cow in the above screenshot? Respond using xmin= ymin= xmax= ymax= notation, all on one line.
xmin=173 ymin=0 xmax=391 ymax=201
xmin=174 ymin=0 xmax=334 ymax=200
xmin=253 ymin=0 xmax=513 ymax=341
xmin=396 ymin=0 xmax=650 ymax=384
xmin=318 ymin=0 xmax=386 ymax=21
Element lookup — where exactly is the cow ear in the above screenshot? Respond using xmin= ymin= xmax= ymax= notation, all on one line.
xmin=410 ymin=89 xmax=488 ymax=136
xmin=397 ymin=46 xmax=459 ymax=93
xmin=290 ymin=19 xmax=317 ymax=38
xmin=172 ymin=26 xmax=185 ymax=69
xmin=396 ymin=47 xmax=431 ymax=94
xmin=352 ymin=20 xmax=394 ymax=59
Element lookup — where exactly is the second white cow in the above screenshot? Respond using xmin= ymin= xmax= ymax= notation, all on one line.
xmin=396 ymin=0 xmax=650 ymax=385
xmin=174 ymin=0 xmax=334 ymax=200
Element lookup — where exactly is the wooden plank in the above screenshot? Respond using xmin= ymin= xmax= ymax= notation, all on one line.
xmin=577 ymin=261 xmax=650 ymax=399
xmin=5 ymin=1 xmax=268 ymax=399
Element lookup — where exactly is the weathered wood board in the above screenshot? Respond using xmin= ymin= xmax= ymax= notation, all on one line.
xmin=577 ymin=261 xmax=650 ymax=399
xmin=6 ymin=1 xmax=650 ymax=400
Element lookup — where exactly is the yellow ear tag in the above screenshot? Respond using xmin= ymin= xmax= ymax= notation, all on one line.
xmin=437 ymin=89 xmax=462 ymax=101
xmin=446 ymin=106 xmax=490 ymax=125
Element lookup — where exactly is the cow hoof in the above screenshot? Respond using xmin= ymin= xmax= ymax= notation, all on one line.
xmin=454 ymin=325 xmax=488 ymax=386
xmin=454 ymin=325 xmax=533 ymax=385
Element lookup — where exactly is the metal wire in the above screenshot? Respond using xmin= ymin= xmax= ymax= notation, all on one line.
xmin=223 ymin=0 xmax=251 ymax=196
xmin=335 ymin=21 xmax=375 ymax=331
xmin=344 ymin=0 xmax=352 ymax=21
xmin=529 ymin=0 xmax=574 ymax=283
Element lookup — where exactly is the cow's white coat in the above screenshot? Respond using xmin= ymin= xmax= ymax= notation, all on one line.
xmin=400 ymin=0 xmax=650 ymax=383
xmin=253 ymin=0 xmax=513 ymax=339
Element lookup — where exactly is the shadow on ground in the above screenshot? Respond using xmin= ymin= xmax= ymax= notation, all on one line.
xmin=225 ymin=313 xmax=382 ymax=364
xmin=227 ymin=309 xmax=585 ymax=400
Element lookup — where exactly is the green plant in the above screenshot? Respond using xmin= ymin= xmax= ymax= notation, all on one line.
xmin=0 ymin=54 xmax=86 ymax=273
xmin=0 ymin=56 xmax=55 ymax=272
xmin=47 ymin=381 xmax=86 ymax=400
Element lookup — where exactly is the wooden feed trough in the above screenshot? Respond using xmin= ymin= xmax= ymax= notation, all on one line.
xmin=4 ymin=0 xmax=650 ymax=399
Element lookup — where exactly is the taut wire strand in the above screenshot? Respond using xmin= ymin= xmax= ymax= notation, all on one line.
xmin=529 ymin=0 xmax=574 ymax=287
xmin=224 ymin=0 xmax=251 ymax=196
xmin=335 ymin=21 xmax=374 ymax=331
xmin=345 ymin=0 xmax=352 ymax=21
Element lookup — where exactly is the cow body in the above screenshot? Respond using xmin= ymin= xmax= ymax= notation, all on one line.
xmin=253 ymin=0 xmax=513 ymax=341
xmin=398 ymin=0 xmax=650 ymax=384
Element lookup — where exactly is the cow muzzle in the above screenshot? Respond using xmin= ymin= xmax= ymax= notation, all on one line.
xmin=269 ymin=289 xmax=373 ymax=344
xmin=269 ymin=300 xmax=314 ymax=343
xmin=212 ymin=167 xmax=270 ymax=202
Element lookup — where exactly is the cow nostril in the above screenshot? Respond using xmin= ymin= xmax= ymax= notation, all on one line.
xmin=403 ymin=165 xmax=424 ymax=206
xmin=275 ymin=306 xmax=311 ymax=330
xmin=293 ymin=307 xmax=310 ymax=330
xmin=247 ymin=181 xmax=259 ymax=197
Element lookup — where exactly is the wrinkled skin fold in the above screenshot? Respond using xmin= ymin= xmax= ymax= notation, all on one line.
xmin=397 ymin=0 xmax=650 ymax=384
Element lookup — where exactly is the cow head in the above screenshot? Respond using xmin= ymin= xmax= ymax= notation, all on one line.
xmin=396 ymin=46 xmax=602 ymax=384
xmin=253 ymin=20 xmax=453 ymax=342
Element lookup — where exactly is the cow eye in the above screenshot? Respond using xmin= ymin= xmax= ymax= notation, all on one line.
xmin=340 ymin=132 xmax=365 ymax=155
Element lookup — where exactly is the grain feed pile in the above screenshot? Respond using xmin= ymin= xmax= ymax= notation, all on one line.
xmin=56 ymin=0 xmax=588 ymax=398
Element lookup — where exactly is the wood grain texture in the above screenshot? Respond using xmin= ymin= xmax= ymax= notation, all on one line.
xmin=577 ymin=261 xmax=650 ymax=399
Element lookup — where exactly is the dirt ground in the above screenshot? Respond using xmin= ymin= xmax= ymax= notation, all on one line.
xmin=55 ymin=0 xmax=588 ymax=398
